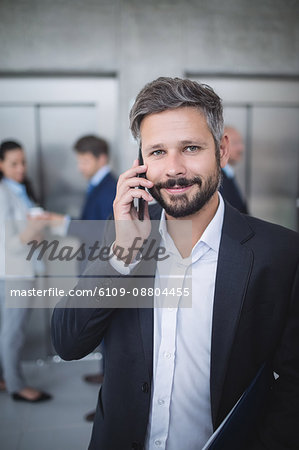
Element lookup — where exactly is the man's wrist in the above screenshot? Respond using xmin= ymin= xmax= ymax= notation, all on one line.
xmin=109 ymin=241 xmax=140 ymax=275
xmin=112 ymin=237 xmax=145 ymax=266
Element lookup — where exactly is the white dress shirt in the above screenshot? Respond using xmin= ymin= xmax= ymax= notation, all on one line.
xmin=222 ymin=163 xmax=235 ymax=179
xmin=110 ymin=194 xmax=225 ymax=449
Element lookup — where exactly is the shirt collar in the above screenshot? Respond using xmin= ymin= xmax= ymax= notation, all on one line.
xmin=159 ymin=211 xmax=180 ymax=257
xmin=3 ymin=177 xmax=27 ymax=196
xmin=159 ymin=193 xmax=225 ymax=257
xmin=195 ymin=192 xmax=224 ymax=253
xmin=89 ymin=165 xmax=110 ymax=187
xmin=222 ymin=164 xmax=235 ymax=179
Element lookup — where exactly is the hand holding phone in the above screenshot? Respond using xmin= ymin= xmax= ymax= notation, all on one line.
xmin=112 ymin=158 xmax=153 ymax=264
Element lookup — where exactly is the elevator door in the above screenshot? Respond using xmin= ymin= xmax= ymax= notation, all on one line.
xmin=39 ymin=105 xmax=98 ymax=215
xmin=251 ymin=106 xmax=299 ymax=229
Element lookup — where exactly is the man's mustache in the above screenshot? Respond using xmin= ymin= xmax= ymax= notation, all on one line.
xmin=153 ymin=177 xmax=202 ymax=190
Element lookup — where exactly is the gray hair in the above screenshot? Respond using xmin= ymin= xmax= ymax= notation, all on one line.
xmin=129 ymin=77 xmax=224 ymax=151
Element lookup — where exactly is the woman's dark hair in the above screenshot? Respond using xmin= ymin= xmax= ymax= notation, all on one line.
xmin=0 ymin=140 xmax=23 ymax=161
xmin=0 ymin=140 xmax=38 ymax=203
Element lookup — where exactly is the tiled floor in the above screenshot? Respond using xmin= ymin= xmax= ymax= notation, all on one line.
xmin=0 ymin=358 xmax=101 ymax=450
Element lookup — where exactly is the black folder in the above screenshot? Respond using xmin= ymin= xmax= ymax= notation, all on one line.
xmin=203 ymin=363 xmax=274 ymax=449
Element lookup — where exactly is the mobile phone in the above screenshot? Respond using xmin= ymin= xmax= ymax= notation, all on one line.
xmin=137 ymin=146 xmax=146 ymax=221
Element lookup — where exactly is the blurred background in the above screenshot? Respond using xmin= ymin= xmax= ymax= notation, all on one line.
xmin=1 ymin=0 xmax=298 ymax=358
xmin=0 ymin=2 xmax=298 ymax=448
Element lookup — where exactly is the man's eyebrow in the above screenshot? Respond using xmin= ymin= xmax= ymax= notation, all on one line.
xmin=143 ymin=143 xmax=165 ymax=152
xmin=180 ymin=139 xmax=207 ymax=146
xmin=144 ymin=139 xmax=208 ymax=153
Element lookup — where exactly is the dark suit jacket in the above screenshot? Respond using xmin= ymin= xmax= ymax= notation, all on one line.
xmin=80 ymin=172 xmax=117 ymax=221
xmin=219 ymin=169 xmax=248 ymax=214
xmin=51 ymin=202 xmax=299 ymax=450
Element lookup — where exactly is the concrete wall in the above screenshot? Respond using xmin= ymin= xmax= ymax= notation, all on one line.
xmin=0 ymin=0 xmax=298 ymax=170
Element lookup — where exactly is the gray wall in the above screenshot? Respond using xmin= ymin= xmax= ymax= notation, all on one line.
xmin=0 ymin=0 xmax=298 ymax=170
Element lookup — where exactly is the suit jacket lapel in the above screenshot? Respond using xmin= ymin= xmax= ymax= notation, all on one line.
xmin=210 ymin=203 xmax=254 ymax=427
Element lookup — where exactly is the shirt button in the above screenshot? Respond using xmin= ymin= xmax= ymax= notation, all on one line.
xmin=154 ymin=440 xmax=161 ymax=447
xmin=158 ymin=398 xmax=165 ymax=405
xmin=164 ymin=351 xmax=171 ymax=359
xmin=141 ymin=382 xmax=149 ymax=393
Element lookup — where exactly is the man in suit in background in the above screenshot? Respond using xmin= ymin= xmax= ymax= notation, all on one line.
xmin=66 ymin=135 xmax=117 ymax=270
xmin=219 ymin=126 xmax=248 ymax=214
xmin=52 ymin=78 xmax=299 ymax=449
xmin=73 ymin=135 xmax=117 ymax=221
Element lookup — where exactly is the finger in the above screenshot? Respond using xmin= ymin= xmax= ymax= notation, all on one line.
xmin=117 ymin=177 xmax=153 ymax=198
xmin=115 ymin=188 xmax=153 ymax=211
xmin=116 ymin=161 xmax=149 ymax=198
xmin=121 ymin=188 xmax=153 ymax=204
xmin=118 ymin=163 xmax=148 ymax=185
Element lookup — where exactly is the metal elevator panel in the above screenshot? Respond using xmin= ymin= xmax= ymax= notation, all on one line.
xmin=250 ymin=106 xmax=299 ymax=231
xmin=39 ymin=105 xmax=98 ymax=216
xmin=0 ymin=106 xmax=40 ymax=195
xmin=0 ymin=104 xmax=99 ymax=216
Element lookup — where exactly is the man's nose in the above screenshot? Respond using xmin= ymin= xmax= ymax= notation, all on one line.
xmin=165 ymin=153 xmax=186 ymax=178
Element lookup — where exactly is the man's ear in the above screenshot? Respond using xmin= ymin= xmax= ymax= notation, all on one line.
xmin=219 ymin=133 xmax=230 ymax=168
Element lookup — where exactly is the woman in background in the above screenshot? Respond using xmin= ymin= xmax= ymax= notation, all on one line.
xmin=0 ymin=140 xmax=51 ymax=402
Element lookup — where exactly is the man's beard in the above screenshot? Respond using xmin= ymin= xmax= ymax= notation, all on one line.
xmin=149 ymin=165 xmax=221 ymax=218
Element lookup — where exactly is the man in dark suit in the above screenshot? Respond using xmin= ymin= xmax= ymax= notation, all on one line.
xmin=51 ymin=78 xmax=299 ymax=449
xmin=219 ymin=126 xmax=248 ymax=214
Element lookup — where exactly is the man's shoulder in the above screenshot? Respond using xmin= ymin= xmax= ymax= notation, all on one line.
xmin=97 ymin=172 xmax=117 ymax=186
xmin=90 ymin=172 xmax=116 ymax=196
xmin=239 ymin=211 xmax=299 ymax=263
xmin=245 ymin=213 xmax=298 ymax=242
xmin=91 ymin=173 xmax=116 ymax=197
xmin=224 ymin=202 xmax=299 ymax=259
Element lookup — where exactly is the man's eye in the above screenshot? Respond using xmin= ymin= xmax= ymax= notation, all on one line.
xmin=152 ymin=150 xmax=165 ymax=156
xmin=185 ymin=146 xmax=199 ymax=152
